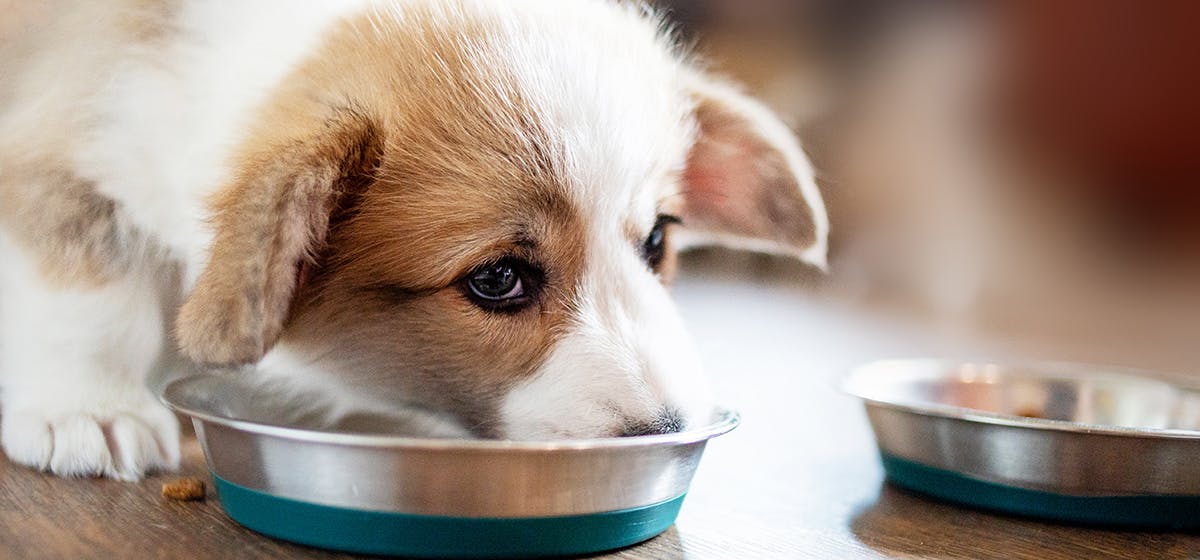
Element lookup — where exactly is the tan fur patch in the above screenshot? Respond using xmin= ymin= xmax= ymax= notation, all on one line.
xmin=0 ymin=166 xmax=132 ymax=288
xmin=286 ymin=190 xmax=587 ymax=434
xmin=289 ymin=10 xmax=594 ymax=433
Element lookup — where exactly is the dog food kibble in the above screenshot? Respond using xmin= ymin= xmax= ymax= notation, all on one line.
xmin=161 ymin=477 xmax=206 ymax=501
xmin=1015 ymin=407 xmax=1046 ymax=419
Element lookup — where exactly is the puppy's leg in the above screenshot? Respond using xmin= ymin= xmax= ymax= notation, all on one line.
xmin=0 ymin=178 xmax=179 ymax=481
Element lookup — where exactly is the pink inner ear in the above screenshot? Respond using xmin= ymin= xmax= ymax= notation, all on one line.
xmin=682 ymin=123 xmax=781 ymax=241
xmin=678 ymin=77 xmax=822 ymax=255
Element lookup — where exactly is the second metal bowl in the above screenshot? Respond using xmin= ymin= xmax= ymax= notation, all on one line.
xmin=845 ymin=359 xmax=1200 ymax=529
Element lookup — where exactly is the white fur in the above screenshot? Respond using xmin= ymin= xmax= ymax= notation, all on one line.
xmin=0 ymin=232 xmax=178 ymax=480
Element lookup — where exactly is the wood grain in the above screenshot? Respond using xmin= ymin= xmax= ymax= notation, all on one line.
xmin=3 ymin=261 xmax=1200 ymax=559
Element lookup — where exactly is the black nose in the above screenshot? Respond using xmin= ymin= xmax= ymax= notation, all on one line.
xmin=619 ymin=409 xmax=684 ymax=437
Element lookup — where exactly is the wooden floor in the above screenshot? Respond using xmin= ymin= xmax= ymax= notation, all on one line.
xmin=3 ymin=262 xmax=1200 ymax=559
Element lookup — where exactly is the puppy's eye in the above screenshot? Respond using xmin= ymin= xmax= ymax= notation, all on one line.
xmin=463 ymin=257 xmax=539 ymax=312
xmin=641 ymin=214 xmax=680 ymax=270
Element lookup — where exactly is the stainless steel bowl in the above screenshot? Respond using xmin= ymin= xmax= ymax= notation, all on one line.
xmin=845 ymin=359 xmax=1200 ymax=528
xmin=162 ymin=374 xmax=738 ymax=557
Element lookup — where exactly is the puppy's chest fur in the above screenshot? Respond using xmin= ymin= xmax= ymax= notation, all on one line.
xmin=1 ymin=0 xmax=365 ymax=281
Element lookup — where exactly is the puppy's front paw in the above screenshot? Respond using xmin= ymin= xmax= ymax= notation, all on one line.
xmin=1 ymin=400 xmax=180 ymax=481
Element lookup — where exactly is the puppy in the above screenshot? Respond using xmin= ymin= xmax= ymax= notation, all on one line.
xmin=0 ymin=0 xmax=828 ymax=480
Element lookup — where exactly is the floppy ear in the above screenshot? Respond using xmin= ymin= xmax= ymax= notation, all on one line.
xmin=677 ymin=74 xmax=829 ymax=268
xmin=176 ymin=111 xmax=382 ymax=366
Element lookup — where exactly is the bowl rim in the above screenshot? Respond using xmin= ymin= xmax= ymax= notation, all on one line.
xmin=843 ymin=358 xmax=1200 ymax=440
xmin=162 ymin=374 xmax=740 ymax=451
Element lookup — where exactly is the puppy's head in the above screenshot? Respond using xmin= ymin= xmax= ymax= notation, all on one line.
xmin=176 ymin=1 xmax=827 ymax=438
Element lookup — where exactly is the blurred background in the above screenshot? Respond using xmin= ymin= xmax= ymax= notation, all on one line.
xmin=653 ymin=0 xmax=1200 ymax=372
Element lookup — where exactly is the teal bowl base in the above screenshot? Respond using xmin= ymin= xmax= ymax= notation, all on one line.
xmin=881 ymin=453 xmax=1200 ymax=530
xmin=211 ymin=473 xmax=684 ymax=558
